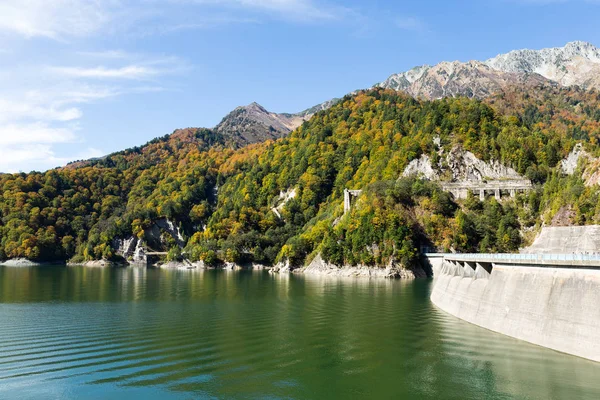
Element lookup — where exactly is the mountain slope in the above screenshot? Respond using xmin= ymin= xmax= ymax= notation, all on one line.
xmin=214 ymin=102 xmax=306 ymax=145
xmin=2 ymin=85 xmax=600 ymax=268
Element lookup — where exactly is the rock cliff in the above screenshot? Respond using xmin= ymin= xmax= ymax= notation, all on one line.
xmin=403 ymin=146 xmax=526 ymax=183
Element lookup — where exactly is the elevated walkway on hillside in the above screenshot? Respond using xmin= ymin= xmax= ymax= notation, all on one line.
xmin=440 ymin=180 xmax=533 ymax=200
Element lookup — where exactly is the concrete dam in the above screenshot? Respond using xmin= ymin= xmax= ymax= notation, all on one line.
xmin=428 ymin=247 xmax=600 ymax=362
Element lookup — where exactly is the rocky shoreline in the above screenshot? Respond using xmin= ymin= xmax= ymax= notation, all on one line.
xmin=270 ymin=254 xmax=425 ymax=279
xmin=1 ymin=255 xmax=425 ymax=280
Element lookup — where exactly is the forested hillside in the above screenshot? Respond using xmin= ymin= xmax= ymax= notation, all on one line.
xmin=2 ymin=86 xmax=600 ymax=270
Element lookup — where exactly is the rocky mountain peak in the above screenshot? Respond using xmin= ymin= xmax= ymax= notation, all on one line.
xmin=214 ymin=101 xmax=306 ymax=146
xmin=373 ymin=41 xmax=600 ymax=101
xmin=245 ymin=102 xmax=268 ymax=112
xmin=485 ymin=41 xmax=600 ymax=87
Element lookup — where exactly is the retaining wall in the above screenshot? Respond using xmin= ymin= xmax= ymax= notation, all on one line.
xmin=430 ymin=260 xmax=600 ymax=362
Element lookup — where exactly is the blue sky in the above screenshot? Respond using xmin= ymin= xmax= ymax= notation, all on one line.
xmin=1 ymin=0 xmax=599 ymax=172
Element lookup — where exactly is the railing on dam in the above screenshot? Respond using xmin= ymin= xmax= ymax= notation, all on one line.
xmin=426 ymin=252 xmax=600 ymax=268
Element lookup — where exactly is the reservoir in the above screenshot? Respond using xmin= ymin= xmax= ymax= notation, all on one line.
xmin=1 ymin=265 xmax=600 ymax=399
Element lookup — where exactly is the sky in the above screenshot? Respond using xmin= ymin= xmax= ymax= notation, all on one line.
xmin=1 ymin=0 xmax=600 ymax=173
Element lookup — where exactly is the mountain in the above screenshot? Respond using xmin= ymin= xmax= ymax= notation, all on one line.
xmin=374 ymin=41 xmax=600 ymax=100
xmin=378 ymin=61 xmax=551 ymax=99
xmin=88 ymin=41 xmax=599 ymax=153
xmin=485 ymin=41 xmax=600 ymax=88
xmin=214 ymin=102 xmax=306 ymax=145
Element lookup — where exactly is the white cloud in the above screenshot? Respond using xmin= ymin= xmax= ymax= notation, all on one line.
xmin=0 ymin=122 xmax=77 ymax=145
xmin=0 ymin=144 xmax=104 ymax=173
xmin=0 ymin=51 xmax=179 ymax=172
xmin=0 ymin=99 xmax=81 ymax=123
xmin=0 ymin=122 xmax=85 ymax=172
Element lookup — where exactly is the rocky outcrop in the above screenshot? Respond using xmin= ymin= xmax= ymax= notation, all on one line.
xmin=0 ymin=258 xmax=43 ymax=267
xmin=558 ymin=143 xmax=600 ymax=187
xmin=403 ymin=146 xmax=526 ymax=183
xmin=271 ymin=188 xmax=297 ymax=219
xmin=445 ymin=146 xmax=523 ymax=181
xmin=582 ymin=157 xmax=600 ymax=187
xmin=402 ymin=154 xmax=439 ymax=180
xmin=561 ymin=143 xmax=589 ymax=175
xmin=274 ymin=254 xmax=424 ymax=279
xmin=113 ymin=236 xmax=147 ymax=264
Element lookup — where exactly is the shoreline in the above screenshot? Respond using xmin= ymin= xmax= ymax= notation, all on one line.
xmin=1 ymin=256 xmax=426 ymax=279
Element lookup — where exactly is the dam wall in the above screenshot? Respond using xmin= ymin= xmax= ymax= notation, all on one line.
xmin=521 ymin=225 xmax=600 ymax=254
xmin=431 ymin=259 xmax=600 ymax=362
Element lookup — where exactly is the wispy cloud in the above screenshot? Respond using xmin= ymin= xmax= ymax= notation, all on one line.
xmin=234 ymin=0 xmax=343 ymax=20
xmin=0 ymin=50 xmax=183 ymax=172
xmin=76 ymin=50 xmax=132 ymax=59
xmin=48 ymin=65 xmax=162 ymax=80
xmin=0 ymin=0 xmax=111 ymax=39
xmin=395 ymin=16 xmax=428 ymax=33
xmin=0 ymin=0 xmax=352 ymax=41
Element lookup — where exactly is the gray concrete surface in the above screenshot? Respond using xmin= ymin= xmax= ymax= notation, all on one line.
xmin=521 ymin=225 xmax=600 ymax=254
xmin=430 ymin=259 xmax=600 ymax=362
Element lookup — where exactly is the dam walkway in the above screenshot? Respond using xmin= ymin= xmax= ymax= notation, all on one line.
xmin=426 ymin=252 xmax=600 ymax=270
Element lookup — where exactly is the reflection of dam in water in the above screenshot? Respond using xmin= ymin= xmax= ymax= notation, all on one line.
xmin=429 ymin=249 xmax=600 ymax=362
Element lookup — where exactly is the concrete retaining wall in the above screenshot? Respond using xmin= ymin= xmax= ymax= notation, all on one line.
xmin=431 ymin=260 xmax=600 ymax=362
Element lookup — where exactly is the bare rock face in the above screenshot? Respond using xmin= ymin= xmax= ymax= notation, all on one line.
xmin=215 ymin=102 xmax=306 ymax=145
xmin=113 ymin=236 xmax=147 ymax=264
xmin=271 ymin=188 xmax=297 ymax=219
xmin=402 ymin=146 xmax=526 ymax=183
xmin=561 ymin=143 xmax=589 ymax=175
xmin=485 ymin=41 xmax=600 ymax=89
xmin=402 ymin=154 xmax=439 ymax=180
xmin=445 ymin=147 xmax=523 ymax=182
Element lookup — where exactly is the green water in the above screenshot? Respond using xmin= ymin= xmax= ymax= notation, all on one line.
xmin=1 ymin=266 xmax=599 ymax=399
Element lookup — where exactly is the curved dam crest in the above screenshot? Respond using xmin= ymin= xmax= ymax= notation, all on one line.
xmin=430 ymin=257 xmax=600 ymax=362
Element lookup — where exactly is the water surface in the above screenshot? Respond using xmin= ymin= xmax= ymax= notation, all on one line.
xmin=1 ymin=265 xmax=599 ymax=399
